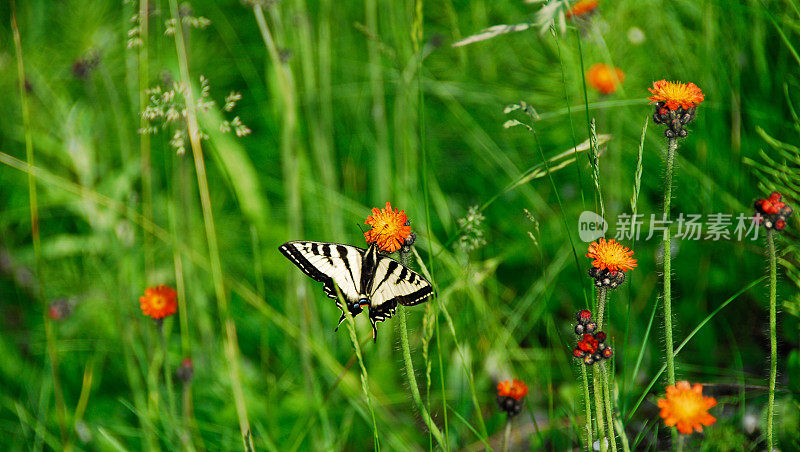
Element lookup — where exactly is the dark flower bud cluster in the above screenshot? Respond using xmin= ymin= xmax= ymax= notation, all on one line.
xmin=573 ymin=309 xmax=597 ymax=335
xmin=495 ymin=379 xmax=528 ymax=417
xmin=588 ymin=267 xmax=626 ymax=289
xmin=176 ymin=358 xmax=194 ymax=384
xmin=496 ymin=394 xmax=524 ymax=417
xmin=572 ymin=310 xmax=613 ymax=365
xmin=48 ymin=298 xmax=74 ymax=321
xmin=72 ymin=51 xmax=101 ymax=80
xmin=652 ymin=104 xmax=696 ymax=139
xmin=401 ymin=221 xmax=417 ymax=254
xmin=755 ymin=192 xmax=793 ymax=231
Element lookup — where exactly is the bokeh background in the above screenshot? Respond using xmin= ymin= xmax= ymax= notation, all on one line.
xmin=0 ymin=0 xmax=799 ymax=450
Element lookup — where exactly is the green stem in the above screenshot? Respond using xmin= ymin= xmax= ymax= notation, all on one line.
xmin=614 ymin=416 xmax=631 ymax=452
xmin=398 ymin=308 xmax=446 ymax=449
xmin=663 ymin=137 xmax=678 ymax=448
xmin=501 ymin=416 xmax=512 ymax=452
xmin=580 ymin=364 xmax=594 ymax=451
xmin=343 ymin=306 xmax=380 ymax=451
xmin=159 ymin=326 xmax=178 ymax=442
xmin=553 ymin=27 xmax=586 ymax=209
xmin=138 ymin=0 xmax=154 ymax=279
xmin=767 ymin=229 xmax=777 ymax=452
xmin=601 ymin=364 xmax=618 ymax=452
xmin=365 ymin=0 xmax=391 ymax=203
xmin=11 ymin=2 xmax=68 ymax=446
xmin=598 ymin=288 xmax=619 ymax=451
xmin=594 ymin=286 xmax=610 ymax=452
xmin=596 ymin=287 xmax=608 ymax=329
xmin=167 ymin=1 xmax=252 ymax=449
xmin=663 ymin=137 xmax=677 ymax=385
xmin=146 ymin=324 xmax=163 ymax=452
xmin=593 ymin=369 xmax=607 ymax=452
xmin=417 ymin=19 xmax=453 ymax=445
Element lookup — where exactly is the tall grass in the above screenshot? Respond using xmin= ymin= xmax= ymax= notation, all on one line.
xmin=1 ymin=0 xmax=800 ymax=450
xmin=10 ymin=1 xmax=68 ymax=447
xmin=168 ymin=0 xmax=253 ymax=448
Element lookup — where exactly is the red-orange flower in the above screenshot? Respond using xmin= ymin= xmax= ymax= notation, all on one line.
xmin=364 ymin=202 xmax=412 ymax=253
xmin=587 ymin=63 xmax=625 ymax=95
xmin=567 ymin=0 xmax=599 ymax=19
xmin=139 ymin=285 xmax=178 ymax=320
xmin=647 ymin=80 xmax=705 ymax=111
xmin=586 ymin=238 xmax=637 ymax=272
xmin=497 ymin=379 xmax=529 ymax=401
xmin=658 ymin=381 xmax=717 ymax=434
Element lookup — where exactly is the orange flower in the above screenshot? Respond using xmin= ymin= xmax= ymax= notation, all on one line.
xmin=567 ymin=0 xmax=599 ymax=19
xmin=497 ymin=379 xmax=529 ymax=401
xmin=364 ymin=202 xmax=412 ymax=253
xmin=587 ymin=63 xmax=625 ymax=95
xmin=647 ymin=80 xmax=705 ymax=111
xmin=658 ymin=381 xmax=717 ymax=434
xmin=139 ymin=285 xmax=178 ymax=320
xmin=586 ymin=238 xmax=637 ymax=272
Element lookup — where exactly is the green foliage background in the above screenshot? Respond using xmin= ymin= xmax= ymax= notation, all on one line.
xmin=0 ymin=0 xmax=799 ymax=450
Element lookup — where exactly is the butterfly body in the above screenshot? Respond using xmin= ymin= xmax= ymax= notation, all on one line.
xmin=278 ymin=240 xmax=433 ymax=340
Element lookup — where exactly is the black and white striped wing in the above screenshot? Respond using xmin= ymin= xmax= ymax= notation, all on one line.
xmin=278 ymin=241 xmax=365 ymax=303
xmin=368 ymin=256 xmax=433 ymax=322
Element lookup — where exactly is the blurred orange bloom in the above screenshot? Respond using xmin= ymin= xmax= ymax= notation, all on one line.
xmin=364 ymin=202 xmax=412 ymax=253
xmin=647 ymin=80 xmax=705 ymax=110
xmin=497 ymin=379 xmax=529 ymax=401
xmin=567 ymin=0 xmax=599 ymax=19
xmin=658 ymin=381 xmax=717 ymax=434
xmin=587 ymin=63 xmax=625 ymax=95
xmin=586 ymin=238 xmax=637 ymax=272
xmin=139 ymin=285 xmax=178 ymax=320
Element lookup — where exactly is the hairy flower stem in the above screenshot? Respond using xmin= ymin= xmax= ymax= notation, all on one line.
xmin=580 ymin=364 xmax=594 ymax=451
xmin=594 ymin=287 xmax=612 ymax=452
xmin=593 ymin=370 xmax=607 ymax=452
xmin=501 ymin=416 xmax=512 ymax=452
xmin=596 ymin=287 xmax=608 ymax=329
xmin=398 ymin=307 xmax=446 ymax=449
xmin=663 ymin=136 xmax=678 ymax=447
xmin=601 ymin=364 xmax=618 ymax=452
xmin=767 ymin=229 xmax=777 ymax=452
xmin=597 ymin=288 xmax=622 ymax=449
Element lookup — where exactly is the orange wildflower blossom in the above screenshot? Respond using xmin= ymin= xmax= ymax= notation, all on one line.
xmin=139 ymin=285 xmax=178 ymax=320
xmin=496 ymin=379 xmax=529 ymax=417
xmin=648 ymin=80 xmax=705 ymax=138
xmin=647 ymin=80 xmax=705 ymax=111
xmin=364 ymin=202 xmax=412 ymax=253
xmin=658 ymin=381 xmax=717 ymax=434
xmin=586 ymin=238 xmax=636 ymax=289
xmin=567 ymin=0 xmax=599 ymax=19
xmin=497 ymin=379 xmax=529 ymax=401
xmin=587 ymin=238 xmax=636 ymax=271
xmin=587 ymin=63 xmax=625 ymax=95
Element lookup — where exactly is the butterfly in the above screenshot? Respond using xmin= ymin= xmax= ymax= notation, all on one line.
xmin=279 ymin=240 xmax=434 ymax=341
